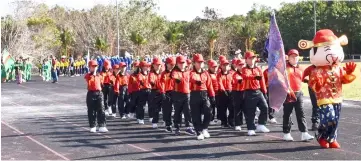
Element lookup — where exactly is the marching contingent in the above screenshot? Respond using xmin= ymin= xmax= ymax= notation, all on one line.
xmin=83 ymin=50 xmax=317 ymax=142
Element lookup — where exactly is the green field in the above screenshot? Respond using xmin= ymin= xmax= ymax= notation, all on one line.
xmin=300 ymin=62 xmax=361 ymax=101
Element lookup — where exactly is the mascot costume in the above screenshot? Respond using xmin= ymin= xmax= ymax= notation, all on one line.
xmin=298 ymin=29 xmax=357 ymax=149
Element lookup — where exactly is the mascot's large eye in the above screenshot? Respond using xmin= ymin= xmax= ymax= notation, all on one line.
xmin=313 ymin=47 xmax=318 ymax=55
xmin=324 ymin=46 xmax=331 ymax=51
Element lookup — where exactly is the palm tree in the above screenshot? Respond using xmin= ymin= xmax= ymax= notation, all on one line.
xmin=59 ymin=28 xmax=75 ymax=57
xmin=239 ymin=23 xmax=257 ymax=51
xmin=207 ymin=28 xmax=218 ymax=59
xmin=94 ymin=36 xmax=110 ymax=55
xmin=130 ymin=31 xmax=147 ymax=56
xmin=164 ymin=24 xmax=184 ymax=54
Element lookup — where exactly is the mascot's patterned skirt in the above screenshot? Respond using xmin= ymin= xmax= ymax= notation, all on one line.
xmin=317 ymin=103 xmax=341 ymax=143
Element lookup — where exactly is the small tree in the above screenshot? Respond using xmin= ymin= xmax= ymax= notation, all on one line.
xmin=130 ymin=31 xmax=147 ymax=56
xmin=94 ymin=36 xmax=110 ymax=56
xmin=207 ymin=28 xmax=218 ymax=59
xmin=59 ymin=28 xmax=75 ymax=57
xmin=164 ymin=24 xmax=184 ymax=54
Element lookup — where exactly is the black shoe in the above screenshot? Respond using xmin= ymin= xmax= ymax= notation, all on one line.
xmin=166 ymin=126 xmax=173 ymax=133
xmin=175 ymin=128 xmax=181 ymax=135
xmin=311 ymin=123 xmax=318 ymax=131
xmin=185 ymin=127 xmax=196 ymax=136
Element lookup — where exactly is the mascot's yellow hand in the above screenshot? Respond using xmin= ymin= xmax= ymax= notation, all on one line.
xmin=344 ymin=62 xmax=357 ymax=75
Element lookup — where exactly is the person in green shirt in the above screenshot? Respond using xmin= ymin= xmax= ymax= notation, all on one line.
xmin=25 ymin=58 xmax=32 ymax=81
xmin=42 ymin=58 xmax=51 ymax=81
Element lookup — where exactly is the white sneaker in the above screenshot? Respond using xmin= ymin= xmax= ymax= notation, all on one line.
xmin=108 ymin=108 xmax=112 ymax=115
xmin=197 ymin=133 xmax=205 ymax=140
xmin=210 ymin=120 xmax=216 ymax=125
xmin=130 ymin=113 xmax=135 ymax=119
xmin=283 ymin=133 xmax=294 ymax=141
xmin=111 ymin=113 xmax=116 ymax=118
xmin=152 ymin=123 xmax=158 ymax=128
xmin=201 ymin=114 xmax=204 ymax=120
xmin=301 ymin=132 xmax=314 ymax=141
xmin=202 ymin=129 xmax=210 ymax=138
xmin=248 ymin=130 xmax=256 ymax=136
xmin=256 ymin=125 xmax=270 ymax=133
xmin=254 ymin=115 xmax=259 ymax=121
xmin=98 ymin=127 xmax=108 ymax=133
xmin=121 ymin=116 xmax=126 ymax=119
xmin=235 ymin=126 xmax=242 ymax=131
xmin=105 ymin=111 xmax=109 ymax=116
xmin=127 ymin=113 xmax=131 ymax=118
xmin=149 ymin=118 xmax=153 ymax=122
xmin=256 ymin=107 xmax=260 ymax=112
xmin=268 ymin=118 xmax=277 ymax=124
xmin=89 ymin=127 xmax=96 ymax=133
xmin=139 ymin=120 xmax=145 ymax=124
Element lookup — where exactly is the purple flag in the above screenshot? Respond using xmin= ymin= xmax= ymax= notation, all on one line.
xmin=267 ymin=11 xmax=289 ymax=112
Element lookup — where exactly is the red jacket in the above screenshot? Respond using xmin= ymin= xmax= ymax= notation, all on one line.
xmin=171 ymin=69 xmax=190 ymax=94
xmin=128 ymin=74 xmax=139 ymax=94
xmin=114 ymin=73 xmax=129 ymax=93
xmin=217 ymin=71 xmax=233 ymax=91
xmin=241 ymin=66 xmax=267 ymax=94
xmin=135 ymin=72 xmax=151 ymax=90
xmin=84 ymin=73 xmax=102 ymax=91
xmin=208 ymin=71 xmax=219 ymax=93
xmin=148 ymin=71 xmax=162 ymax=90
xmin=286 ymin=63 xmax=303 ymax=92
xmin=101 ymin=71 xmax=113 ymax=84
xmin=302 ymin=65 xmax=316 ymax=87
xmin=160 ymin=70 xmax=174 ymax=93
xmin=263 ymin=68 xmax=269 ymax=88
xmin=190 ymin=70 xmax=215 ymax=97
xmin=232 ymin=70 xmax=244 ymax=91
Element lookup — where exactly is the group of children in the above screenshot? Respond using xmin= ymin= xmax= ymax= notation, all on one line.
xmin=2 ymin=57 xmax=32 ymax=84
xmin=84 ymin=50 xmax=315 ymax=141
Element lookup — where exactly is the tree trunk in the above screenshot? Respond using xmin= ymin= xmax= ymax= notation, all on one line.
xmin=209 ymin=40 xmax=214 ymax=60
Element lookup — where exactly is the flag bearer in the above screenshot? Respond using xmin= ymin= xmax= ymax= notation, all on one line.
xmin=232 ymin=59 xmax=246 ymax=131
xmin=189 ymin=54 xmax=215 ymax=140
xmin=149 ymin=57 xmax=164 ymax=128
xmin=207 ymin=60 xmax=219 ymax=124
xmin=101 ymin=59 xmax=113 ymax=116
xmin=134 ymin=61 xmax=151 ymax=124
xmin=217 ymin=58 xmax=234 ymax=128
xmin=114 ymin=62 xmax=129 ymax=119
xmin=160 ymin=57 xmax=176 ymax=132
xmin=241 ymin=51 xmax=270 ymax=136
xmin=282 ymin=49 xmax=314 ymax=141
xmin=170 ymin=56 xmax=195 ymax=135
xmin=85 ymin=60 xmax=108 ymax=133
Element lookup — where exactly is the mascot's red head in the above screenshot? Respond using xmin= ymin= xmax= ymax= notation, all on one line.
xmin=298 ymin=29 xmax=348 ymax=66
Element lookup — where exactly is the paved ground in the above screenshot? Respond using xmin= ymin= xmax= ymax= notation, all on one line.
xmin=2 ymin=75 xmax=361 ymax=160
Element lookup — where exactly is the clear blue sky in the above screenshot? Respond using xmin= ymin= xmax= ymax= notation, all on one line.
xmin=1 ymin=0 xmax=299 ymax=21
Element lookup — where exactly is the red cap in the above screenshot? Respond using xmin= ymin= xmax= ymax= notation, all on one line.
xmin=207 ymin=60 xmax=218 ymax=67
xmin=176 ymin=56 xmax=186 ymax=64
xmin=152 ymin=57 xmax=162 ymax=65
xmin=166 ymin=57 xmax=176 ymax=65
xmin=187 ymin=59 xmax=192 ymax=65
xmin=245 ymin=51 xmax=256 ymax=59
xmin=112 ymin=64 xmax=120 ymax=69
xmin=119 ymin=62 xmax=127 ymax=67
xmin=140 ymin=61 xmax=150 ymax=67
xmin=104 ymin=59 xmax=111 ymax=69
xmin=133 ymin=61 xmax=140 ymax=67
xmin=219 ymin=55 xmax=226 ymax=61
xmin=236 ymin=59 xmax=245 ymax=66
xmin=231 ymin=58 xmax=239 ymax=65
xmin=88 ymin=60 xmax=98 ymax=66
xmin=288 ymin=49 xmax=299 ymax=56
xmin=193 ymin=54 xmax=204 ymax=62
xmin=220 ymin=59 xmax=230 ymax=65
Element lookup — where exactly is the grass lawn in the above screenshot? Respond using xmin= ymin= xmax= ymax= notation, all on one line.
xmin=300 ymin=62 xmax=361 ymax=101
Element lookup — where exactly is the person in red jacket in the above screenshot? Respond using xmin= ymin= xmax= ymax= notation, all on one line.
xmin=114 ymin=62 xmax=129 ymax=119
xmin=134 ymin=61 xmax=151 ymax=124
xmin=160 ymin=57 xmax=176 ymax=132
xmin=171 ymin=55 xmax=195 ymax=135
xmin=232 ymin=59 xmax=245 ymax=131
xmin=148 ymin=57 xmax=164 ymax=128
xmin=217 ymin=59 xmax=234 ymax=128
xmin=282 ymin=49 xmax=314 ymax=141
xmin=101 ymin=59 xmax=113 ymax=116
xmin=84 ymin=60 xmax=107 ymax=133
xmin=207 ymin=60 xmax=219 ymax=124
xmin=302 ymin=64 xmax=318 ymax=130
xmin=241 ymin=51 xmax=269 ymax=136
xmin=189 ymin=54 xmax=215 ymax=140
xmin=230 ymin=58 xmax=239 ymax=74
xmin=127 ymin=61 xmax=140 ymax=119
xmin=109 ymin=64 xmax=120 ymax=118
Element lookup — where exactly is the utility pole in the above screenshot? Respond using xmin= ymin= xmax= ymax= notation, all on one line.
xmin=116 ymin=0 xmax=120 ymax=57
xmin=314 ymin=1 xmax=316 ymax=35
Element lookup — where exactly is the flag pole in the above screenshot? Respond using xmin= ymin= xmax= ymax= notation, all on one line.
xmin=116 ymin=0 xmax=120 ymax=57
